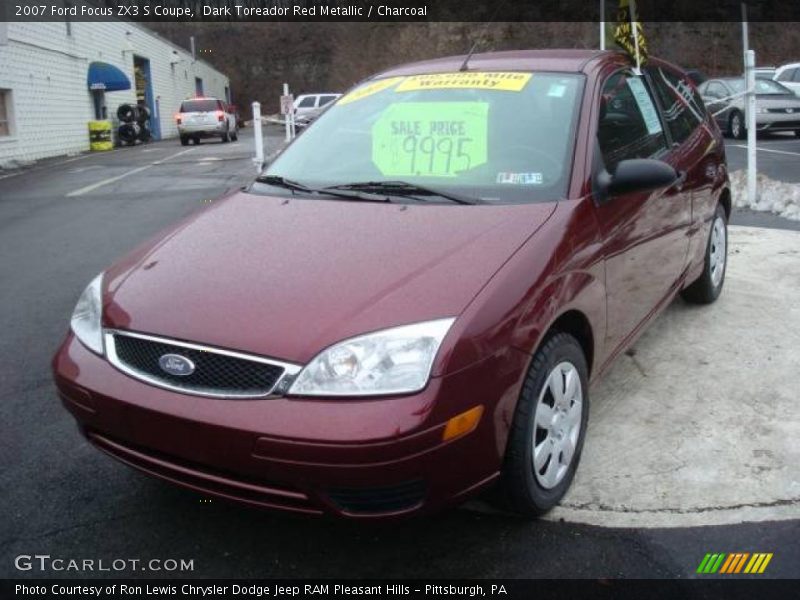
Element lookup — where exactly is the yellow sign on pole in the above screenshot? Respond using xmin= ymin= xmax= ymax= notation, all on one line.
xmin=614 ymin=0 xmax=648 ymax=70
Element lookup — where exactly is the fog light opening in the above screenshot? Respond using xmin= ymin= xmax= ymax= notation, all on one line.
xmin=442 ymin=405 xmax=484 ymax=442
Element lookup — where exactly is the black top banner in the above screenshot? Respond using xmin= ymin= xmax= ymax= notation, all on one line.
xmin=3 ymin=0 xmax=800 ymax=22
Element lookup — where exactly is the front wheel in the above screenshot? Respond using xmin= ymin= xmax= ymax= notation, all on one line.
xmin=730 ymin=111 xmax=746 ymax=140
xmin=681 ymin=203 xmax=728 ymax=304
xmin=498 ymin=332 xmax=589 ymax=517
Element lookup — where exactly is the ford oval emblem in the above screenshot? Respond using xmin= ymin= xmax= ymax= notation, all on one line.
xmin=159 ymin=354 xmax=195 ymax=377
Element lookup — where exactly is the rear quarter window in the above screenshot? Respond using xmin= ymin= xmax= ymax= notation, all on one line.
xmin=647 ymin=67 xmax=706 ymax=146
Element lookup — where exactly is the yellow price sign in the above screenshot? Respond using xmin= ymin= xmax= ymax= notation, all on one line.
xmin=396 ymin=72 xmax=532 ymax=92
xmin=372 ymin=102 xmax=489 ymax=178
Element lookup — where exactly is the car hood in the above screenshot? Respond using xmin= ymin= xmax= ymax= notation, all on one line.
xmin=103 ymin=191 xmax=556 ymax=365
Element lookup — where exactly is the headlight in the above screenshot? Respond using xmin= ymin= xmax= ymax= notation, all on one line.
xmin=288 ymin=318 xmax=455 ymax=397
xmin=70 ymin=274 xmax=104 ymax=355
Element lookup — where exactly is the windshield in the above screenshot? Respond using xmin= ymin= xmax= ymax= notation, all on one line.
xmin=255 ymin=71 xmax=584 ymax=204
xmin=180 ymin=99 xmax=220 ymax=112
xmin=727 ymin=79 xmax=791 ymax=95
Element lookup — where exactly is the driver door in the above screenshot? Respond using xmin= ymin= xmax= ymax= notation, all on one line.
xmin=594 ymin=70 xmax=690 ymax=352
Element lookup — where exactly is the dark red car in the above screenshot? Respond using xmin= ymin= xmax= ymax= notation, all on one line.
xmin=54 ymin=50 xmax=730 ymax=519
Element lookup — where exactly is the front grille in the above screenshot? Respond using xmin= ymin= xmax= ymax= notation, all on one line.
xmin=107 ymin=331 xmax=299 ymax=398
xmin=328 ymin=480 xmax=427 ymax=514
xmin=767 ymin=108 xmax=799 ymax=114
xmin=765 ymin=119 xmax=800 ymax=128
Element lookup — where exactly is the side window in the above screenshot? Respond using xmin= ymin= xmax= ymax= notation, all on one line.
xmin=297 ymin=96 xmax=316 ymax=108
xmin=647 ymin=67 xmax=705 ymax=146
xmin=794 ymin=69 xmax=800 ymax=83
xmin=319 ymin=95 xmax=338 ymax=106
xmin=777 ymin=68 xmax=795 ymax=82
xmin=706 ymin=82 xmax=725 ymax=99
xmin=597 ymin=71 xmax=668 ymax=171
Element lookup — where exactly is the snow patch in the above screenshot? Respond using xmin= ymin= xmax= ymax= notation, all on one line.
xmin=730 ymin=169 xmax=800 ymax=221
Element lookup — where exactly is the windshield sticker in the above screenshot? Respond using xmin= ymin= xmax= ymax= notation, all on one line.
xmin=547 ymin=83 xmax=567 ymax=98
xmin=396 ymin=72 xmax=532 ymax=93
xmin=372 ymin=102 xmax=488 ymax=177
xmin=338 ymin=77 xmax=405 ymax=105
xmin=497 ymin=172 xmax=544 ymax=185
xmin=626 ymin=77 xmax=663 ymax=135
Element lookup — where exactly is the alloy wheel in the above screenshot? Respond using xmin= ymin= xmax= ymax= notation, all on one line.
xmin=532 ymin=361 xmax=583 ymax=489
xmin=710 ymin=215 xmax=727 ymax=287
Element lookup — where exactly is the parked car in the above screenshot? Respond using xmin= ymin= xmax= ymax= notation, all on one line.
xmin=755 ymin=66 xmax=777 ymax=80
xmin=293 ymin=93 xmax=341 ymax=117
xmin=54 ymin=49 xmax=730 ymax=519
xmin=698 ymin=77 xmax=800 ymax=138
xmin=774 ymin=62 xmax=800 ymax=95
xmin=176 ymin=97 xmax=238 ymax=145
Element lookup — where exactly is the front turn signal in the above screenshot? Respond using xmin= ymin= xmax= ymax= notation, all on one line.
xmin=442 ymin=405 xmax=484 ymax=442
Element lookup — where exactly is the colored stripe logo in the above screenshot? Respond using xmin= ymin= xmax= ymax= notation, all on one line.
xmin=696 ymin=553 xmax=773 ymax=574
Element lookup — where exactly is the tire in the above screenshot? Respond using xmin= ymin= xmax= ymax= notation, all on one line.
xmin=116 ymin=104 xmax=136 ymax=123
xmin=681 ymin=203 xmax=728 ymax=304
xmin=180 ymin=136 xmax=189 ymax=146
xmin=231 ymin=128 xmax=238 ymax=142
xmin=193 ymin=137 xmax=200 ymax=145
xmin=498 ymin=332 xmax=590 ymax=517
xmin=221 ymin=127 xmax=230 ymax=143
xmin=729 ymin=111 xmax=746 ymax=140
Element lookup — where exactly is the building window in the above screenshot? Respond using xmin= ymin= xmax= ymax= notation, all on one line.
xmin=0 ymin=89 xmax=13 ymax=136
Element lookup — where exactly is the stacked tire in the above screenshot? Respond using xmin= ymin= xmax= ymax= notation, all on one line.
xmin=117 ymin=104 xmax=151 ymax=146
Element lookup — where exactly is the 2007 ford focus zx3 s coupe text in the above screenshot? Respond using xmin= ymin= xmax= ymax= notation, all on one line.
xmin=54 ymin=50 xmax=730 ymax=518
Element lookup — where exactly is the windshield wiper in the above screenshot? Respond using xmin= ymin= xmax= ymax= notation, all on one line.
xmin=326 ymin=181 xmax=480 ymax=205
xmin=254 ymin=175 xmax=391 ymax=203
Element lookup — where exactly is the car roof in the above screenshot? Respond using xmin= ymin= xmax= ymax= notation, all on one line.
xmin=374 ymin=49 xmax=621 ymax=78
xmin=777 ymin=63 xmax=800 ymax=71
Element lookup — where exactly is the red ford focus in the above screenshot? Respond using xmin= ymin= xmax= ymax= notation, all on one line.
xmin=53 ymin=50 xmax=730 ymax=518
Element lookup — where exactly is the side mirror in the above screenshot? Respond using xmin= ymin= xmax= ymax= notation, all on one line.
xmin=596 ymin=159 xmax=678 ymax=202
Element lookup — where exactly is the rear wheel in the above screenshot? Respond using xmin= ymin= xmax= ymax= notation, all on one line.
xmin=180 ymin=136 xmax=189 ymax=146
xmin=729 ymin=111 xmax=746 ymax=140
xmin=221 ymin=127 xmax=230 ymax=143
xmin=498 ymin=332 xmax=589 ymax=517
xmin=231 ymin=127 xmax=239 ymax=142
xmin=681 ymin=203 xmax=728 ymax=304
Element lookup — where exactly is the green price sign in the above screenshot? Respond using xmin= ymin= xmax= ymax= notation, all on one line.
xmin=371 ymin=102 xmax=488 ymax=177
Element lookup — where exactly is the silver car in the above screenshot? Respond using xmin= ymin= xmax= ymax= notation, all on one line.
xmin=699 ymin=77 xmax=800 ymax=139
xmin=176 ymin=97 xmax=238 ymax=146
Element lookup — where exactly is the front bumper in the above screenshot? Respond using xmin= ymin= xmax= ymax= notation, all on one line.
xmin=756 ymin=113 xmax=800 ymax=131
xmin=53 ymin=332 xmax=527 ymax=518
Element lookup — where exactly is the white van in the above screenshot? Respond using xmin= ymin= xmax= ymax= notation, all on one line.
xmin=293 ymin=93 xmax=341 ymax=117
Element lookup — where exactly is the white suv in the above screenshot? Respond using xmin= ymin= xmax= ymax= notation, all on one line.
xmin=293 ymin=93 xmax=341 ymax=117
xmin=176 ymin=97 xmax=238 ymax=145
xmin=774 ymin=63 xmax=800 ymax=96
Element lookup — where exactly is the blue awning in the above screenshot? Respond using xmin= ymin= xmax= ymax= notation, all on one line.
xmin=87 ymin=62 xmax=131 ymax=92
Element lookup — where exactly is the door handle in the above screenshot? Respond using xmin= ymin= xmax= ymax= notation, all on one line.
xmin=672 ymin=170 xmax=687 ymax=191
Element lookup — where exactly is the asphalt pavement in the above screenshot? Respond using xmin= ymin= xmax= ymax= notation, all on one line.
xmin=0 ymin=128 xmax=797 ymax=580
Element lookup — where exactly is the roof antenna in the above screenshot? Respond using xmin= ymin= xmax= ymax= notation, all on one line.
xmin=459 ymin=42 xmax=479 ymax=72
xmin=458 ymin=0 xmax=506 ymax=72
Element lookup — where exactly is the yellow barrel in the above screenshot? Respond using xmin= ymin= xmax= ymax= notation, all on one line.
xmin=88 ymin=120 xmax=113 ymax=151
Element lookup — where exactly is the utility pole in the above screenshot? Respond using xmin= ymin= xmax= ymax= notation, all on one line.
xmin=742 ymin=3 xmax=756 ymax=203
xmin=600 ymin=0 xmax=605 ymax=50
